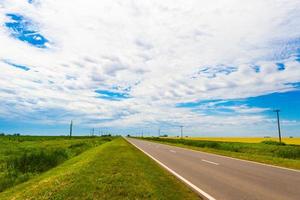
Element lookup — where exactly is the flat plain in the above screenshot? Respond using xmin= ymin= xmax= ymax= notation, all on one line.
xmin=0 ymin=136 xmax=199 ymax=200
xmin=182 ymin=137 xmax=300 ymax=145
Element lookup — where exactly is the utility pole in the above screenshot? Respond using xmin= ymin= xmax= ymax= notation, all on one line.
xmin=158 ymin=127 xmax=160 ymax=137
xmin=92 ymin=128 xmax=95 ymax=136
xmin=274 ymin=109 xmax=282 ymax=143
xmin=180 ymin=125 xmax=184 ymax=139
xmin=69 ymin=120 xmax=73 ymax=138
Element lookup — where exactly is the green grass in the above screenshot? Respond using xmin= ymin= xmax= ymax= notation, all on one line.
xmin=0 ymin=137 xmax=199 ymax=200
xmin=0 ymin=135 xmax=112 ymax=192
xmin=141 ymin=137 xmax=300 ymax=170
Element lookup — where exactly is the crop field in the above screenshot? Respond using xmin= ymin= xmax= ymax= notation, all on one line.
xmin=143 ymin=137 xmax=300 ymax=169
xmin=180 ymin=137 xmax=300 ymax=145
xmin=0 ymin=136 xmax=199 ymax=200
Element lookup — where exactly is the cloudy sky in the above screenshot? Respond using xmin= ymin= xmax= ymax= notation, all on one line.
xmin=0 ymin=0 xmax=299 ymax=136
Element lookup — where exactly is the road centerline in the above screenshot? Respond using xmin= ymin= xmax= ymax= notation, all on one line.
xmin=201 ymin=159 xmax=219 ymax=165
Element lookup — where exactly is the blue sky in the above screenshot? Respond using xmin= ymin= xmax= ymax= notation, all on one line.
xmin=176 ymin=89 xmax=300 ymax=120
xmin=0 ymin=0 xmax=300 ymax=136
xmin=5 ymin=13 xmax=49 ymax=48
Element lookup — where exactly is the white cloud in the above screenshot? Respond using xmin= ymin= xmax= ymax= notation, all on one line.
xmin=0 ymin=0 xmax=299 ymax=135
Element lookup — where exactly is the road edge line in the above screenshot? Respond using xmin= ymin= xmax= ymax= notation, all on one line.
xmin=124 ymin=137 xmax=216 ymax=200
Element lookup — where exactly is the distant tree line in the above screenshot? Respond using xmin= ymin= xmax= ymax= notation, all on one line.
xmin=0 ymin=133 xmax=21 ymax=136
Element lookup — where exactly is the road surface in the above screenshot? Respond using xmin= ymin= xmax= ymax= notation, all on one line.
xmin=126 ymin=138 xmax=300 ymax=200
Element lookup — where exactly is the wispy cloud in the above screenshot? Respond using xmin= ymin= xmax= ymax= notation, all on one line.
xmin=2 ymin=59 xmax=30 ymax=71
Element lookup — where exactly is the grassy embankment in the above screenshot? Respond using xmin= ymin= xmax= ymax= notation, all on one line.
xmin=142 ymin=137 xmax=300 ymax=170
xmin=0 ymin=135 xmax=112 ymax=192
xmin=0 ymin=137 xmax=199 ymax=200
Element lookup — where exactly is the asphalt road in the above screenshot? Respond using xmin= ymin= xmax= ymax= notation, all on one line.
xmin=126 ymin=138 xmax=300 ymax=200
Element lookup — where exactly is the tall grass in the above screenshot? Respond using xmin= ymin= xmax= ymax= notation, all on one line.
xmin=1 ymin=148 xmax=69 ymax=192
xmin=7 ymin=148 xmax=69 ymax=173
xmin=0 ymin=136 xmax=113 ymax=192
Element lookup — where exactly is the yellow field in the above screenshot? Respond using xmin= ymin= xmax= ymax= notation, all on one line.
xmin=178 ymin=137 xmax=300 ymax=145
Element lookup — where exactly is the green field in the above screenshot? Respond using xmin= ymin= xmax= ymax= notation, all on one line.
xmin=177 ymin=137 xmax=300 ymax=145
xmin=142 ymin=137 xmax=300 ymax=170
xmin=0 ymin=135 xmax=112 ymax=192
xmin=0 ymin=136 xmax=199 ymax=200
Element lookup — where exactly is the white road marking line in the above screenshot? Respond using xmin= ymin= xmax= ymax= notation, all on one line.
xmin=201 ymin=159 xmax=219 ymax=165
xmin=170 ymin=150 xmax=176 ymax=153
xmin=125 ymin=138 xmax=216 ymax=200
